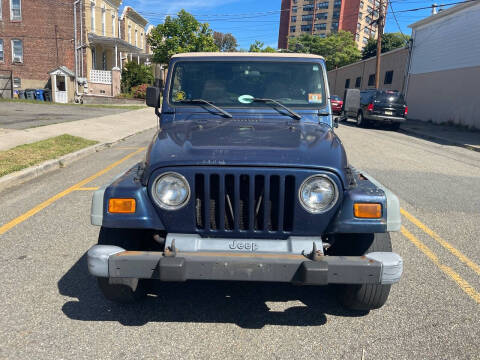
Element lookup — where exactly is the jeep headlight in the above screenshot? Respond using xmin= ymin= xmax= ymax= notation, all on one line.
xmin=299 ymin=175 xmax=338 ymax=214
xmin=152 ymin=172 xmax=190 ymax=210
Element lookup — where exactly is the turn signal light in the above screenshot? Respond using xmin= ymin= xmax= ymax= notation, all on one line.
xmin=367 ymin=103 xmax=374 ymax=111
xmin=354 ymin=203 xmax=382 ymax=218
xmin=108 ymin=198 xmax=136 ymax=213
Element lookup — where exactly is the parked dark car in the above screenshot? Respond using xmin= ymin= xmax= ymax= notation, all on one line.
xmin=87 ymin=53 xmax=403 ymax=311
xmin=344 ymin=89 xmax=408 ymax=130
xmin=330 ymin=95 xmax=343 ymax=115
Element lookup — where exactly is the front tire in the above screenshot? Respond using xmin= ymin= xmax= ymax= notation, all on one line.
xmin=333 ymin=233 xmax=393 ymax=311
xmin=95 ymin=227 xmax=148 ymax=303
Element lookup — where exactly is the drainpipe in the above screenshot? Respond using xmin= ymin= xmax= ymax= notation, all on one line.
xmin=74 ymin=0 xmax=80 ymax=95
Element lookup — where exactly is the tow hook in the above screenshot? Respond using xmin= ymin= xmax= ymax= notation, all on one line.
xmin=303 ymin=242 xmax=323 ymax=261
xmin=164 ymin=239 xmax=177 ymax=257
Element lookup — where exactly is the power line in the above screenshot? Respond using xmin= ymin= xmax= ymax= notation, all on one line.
xmin=388 ymin=2 xmax=410 ymax=43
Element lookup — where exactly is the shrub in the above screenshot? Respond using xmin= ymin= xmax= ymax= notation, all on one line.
xmin=131 ymin=84 xmax=149 ymax=99
xmin=121 ymin=62 xmax=154 ymax=94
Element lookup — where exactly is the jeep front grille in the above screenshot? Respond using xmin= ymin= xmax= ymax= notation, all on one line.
xmin=194 ymin=173 xmax=296 ymax=234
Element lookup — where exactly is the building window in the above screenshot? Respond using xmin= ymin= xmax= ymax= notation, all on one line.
xmin=334 ymin=0 xmax=342 ymax=8
xmin=355 ymin=33 xmax=360 ymax=41
xmin=128 ymin=25 xmax=132 ymax=43
xmin=345 ymin=79 xmax=350 ymax=89
xmin=102 ymin=51 xmax=107 ymax=70
xmin=357 ymin=22 xmax=361 ymax=30
xmin=315 ymin=23 xmax=326 ymax=31
xmin=291 ymin=15 xmax=296 ymax=22
xmin=141 ymin=33 xmax=144 ymax=50
xmin=10 ymin=0 xmax=21 ymax=20
xmin=317 ymin=33 xmax=326 ymax=38
xmin=102 ymin=6 xmax=106 ymax=36
xmin=355 ymin=77 xmax=361 ymax=88
xmin=368 ymin=74 xmax=375 ymax=86
xmin=0 ymin=0 xmax=2 ymax=20
xmin=135 ymin=29 xmax=138 ymax=47
xmin=303 ymin=4 xmax=314 ymax=11
xmin=112 ymin=15 xmax=116 ymax=37
xmin=363 ymin=36 xmax=369 ymax=44
xmin=366 ymin=16 xmax=372 ymax=24
xmin=316 ymin=12 xmax=328 ymax=20
xmin=317 ymin=2 xmax=329 ymax=9
xmin=13 ymin=77 xmax=21 ymax=88
xmin=0 ymin=40 xmax=3 ymax=62
xmin=302 ymin=14 xmax=313 ymax=21
xmin=360 ymin=0 xmax=364 ymax=8
xmin=331 ymin=22 xmax=339 ymax=31
xmin=364 ymin=27 xmax=370 ymax=35
xmin=91 ymin=3 xmax=95 ymax=32
xmin=332 ymin=11 xmax=340 ymax=19
xmin=301 ymin=24 xmax=311 ymax=32
xmin=292 ymin=6 xmax=297 ymax=13
xmin=91 ymin=48 xmax=96 ymax=70
xmin=11 ymin=39 xmax=23 ymax=63
xmin=384 ymin=71 xmax=394 ymax=85
xmin=290 ymin=26 xmax=296 ymax=33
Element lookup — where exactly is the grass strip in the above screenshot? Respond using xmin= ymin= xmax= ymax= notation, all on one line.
xmin=0 ymin=134 xmax=97 ymax=177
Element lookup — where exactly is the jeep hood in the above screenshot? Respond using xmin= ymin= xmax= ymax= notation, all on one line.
xmin=145 ymin=119 xmax=348 ymax=184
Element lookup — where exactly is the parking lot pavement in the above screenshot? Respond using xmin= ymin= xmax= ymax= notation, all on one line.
xmin=0 ymin=101 xmax=139 ymax=130
xmin=0 ymin=125 xmax=479 ymax=359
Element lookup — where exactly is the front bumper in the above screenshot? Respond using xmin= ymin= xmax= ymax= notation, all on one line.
xmin=366 ymin=114 xmax=406 ymax=123
xmin=87 ymin=245 xmax=403 ymax=286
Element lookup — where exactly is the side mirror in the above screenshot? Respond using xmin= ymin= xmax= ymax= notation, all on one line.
xmin=146 ymin=86 xmax=161 ymax=108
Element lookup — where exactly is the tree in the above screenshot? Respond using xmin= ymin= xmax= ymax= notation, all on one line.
xmin=361 ymin=32 xmax=409 ymax=59
xmin=249 ymin=40 xmax=277 ymax=53
xmin=213 ymin=32 xmax=238 ymax=52
xmin=147 ymin=10 xmax=218 ymax=64
xmin=121 ymin=62 xmax=154 ymax=94
xmin=288 ymin=31 xmax=361 ymax=71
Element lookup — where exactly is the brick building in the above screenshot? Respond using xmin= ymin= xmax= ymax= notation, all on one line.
xmin=278 ymin=0 xmax=384 ymax=50
xmin=0 ymin=0 xmax=75 ymax=92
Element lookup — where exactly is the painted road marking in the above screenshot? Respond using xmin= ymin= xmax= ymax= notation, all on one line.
xmin=75 ymin=187 xmax=100 ymax=191
xmin=0 ymin=147 xmax=145 ymax=236
xmin=401 ymin=226 xmax=480 ymax=304
xmin=401 ymin=208 xmax=480 ymax=277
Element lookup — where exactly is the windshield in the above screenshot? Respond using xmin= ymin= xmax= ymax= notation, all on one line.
xmin=169 ymin=61 xmax=327 ymax=108
xmin=331 ymin=95 xmax=342 ymax=101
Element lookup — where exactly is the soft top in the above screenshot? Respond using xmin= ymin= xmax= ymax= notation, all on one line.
xmin=171 ymin=52 xmax=325 ymax=60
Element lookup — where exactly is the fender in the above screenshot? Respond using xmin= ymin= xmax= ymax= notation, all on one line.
xmin=91 ymin=164 xmax=164 ymax=230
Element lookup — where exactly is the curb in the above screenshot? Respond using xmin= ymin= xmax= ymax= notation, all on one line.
xmin=0 ymin=127 xmax=155 ymax=193
xmin=399 ymin=127 xmax=480 ymax=153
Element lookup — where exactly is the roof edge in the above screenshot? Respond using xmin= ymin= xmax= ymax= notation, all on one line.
xmin=171 ymin=52 xmax=325 ymax=59
xmin=409 ymin=1 xmax=479 ymax=29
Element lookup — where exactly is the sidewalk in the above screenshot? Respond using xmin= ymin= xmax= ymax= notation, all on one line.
xmin=0 ymin=108 xmax=157 ymax=151
xmin=400 ymin=119 xmax=480 ymax=152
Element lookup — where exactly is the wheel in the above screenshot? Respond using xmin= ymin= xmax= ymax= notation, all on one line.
xmin=95 ymin=227 xmax=148 ymax=303
xmin=332 ymin=233 xmax=393 ymax=311
xmin=389 ymin=122 xmax=401 ymax=131
xmin=356 ymin=112 xmax=367 ymax=128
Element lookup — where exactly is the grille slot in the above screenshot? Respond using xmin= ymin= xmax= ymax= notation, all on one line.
xmin=194 ymin=173 xmax=295 ymax=235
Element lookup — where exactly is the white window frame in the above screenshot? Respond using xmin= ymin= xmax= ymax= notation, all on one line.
xmin=0 ymin=0 xmax=3 ymax=21
xmin=101 ymin=6 xmax=106 ymax=36
xmin=0 ymin=39 xmax=4 ymax=62
xmin=135 ymin=28 xmax=138 ymax=47
xmin=141 ymin=33 xmax=144 ymax=50
xmin=11 ymin=39 xmax=23 ymax=63
xmin=10 ymin=0 xmax=21 ymax=21
xmin=112 ymin=14 xmax=116 ymax=37
xmin=91 ymin=2 xmax=95 ymax=32
xmin=128 ymin=24 xmax=132 ymax=43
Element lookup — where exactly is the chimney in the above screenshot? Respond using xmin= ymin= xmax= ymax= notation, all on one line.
xmin=431 ymin=3 xmax=438 ymax=15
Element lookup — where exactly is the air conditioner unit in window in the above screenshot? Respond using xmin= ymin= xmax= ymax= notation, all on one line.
xmin=13 ymin=56 xmax=22 ymax=63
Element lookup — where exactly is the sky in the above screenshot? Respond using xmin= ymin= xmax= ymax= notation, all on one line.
xmin=120 ymin=0 xmax=448 ymax=49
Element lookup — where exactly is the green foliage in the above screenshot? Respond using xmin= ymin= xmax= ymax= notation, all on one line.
xmin=288 ymin=31 xmax=361 ymax=71
xmin=147 ymin=9 xmax=218 ymax=64
xmin=121 ymin=62 xmax=154 ymax=94
xmin=361 ymin=32 xmax=409 ymax=59
xmin=213 ymin=32 xmax=238 ymax=52
xmin=249 ymin=40 xmax=277 ymax=53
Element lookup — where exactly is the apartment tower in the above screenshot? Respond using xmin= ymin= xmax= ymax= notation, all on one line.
xmin=278 ymin=0 xmax=383 ymax=50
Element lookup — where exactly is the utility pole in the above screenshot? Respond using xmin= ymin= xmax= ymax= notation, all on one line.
xmin=375 ymin=0 xmax=386 ymax=89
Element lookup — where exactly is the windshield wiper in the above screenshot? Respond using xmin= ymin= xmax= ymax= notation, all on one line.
xmin=179 ymin=99 xmax=233 ymax=118
xmin=252 ymin=98 xmax=302 ymax=120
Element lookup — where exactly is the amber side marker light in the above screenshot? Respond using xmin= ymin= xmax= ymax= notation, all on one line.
xmin=108 ymin=198 xmax=136 ymax=213
xmin=354 ymin=203 xmax=382 ymax=218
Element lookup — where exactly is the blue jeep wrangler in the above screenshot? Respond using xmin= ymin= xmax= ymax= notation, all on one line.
xmin=87 ymin=53 xmax=403 ymax=310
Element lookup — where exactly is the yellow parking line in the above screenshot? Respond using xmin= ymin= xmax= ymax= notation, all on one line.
xmin=401 ymin=208 xmax=480 ymax=276
xmin=401 ymin=226 xmax=480 ymax=304
xmin=0 ymin=147 xmax=145 ymax=236
xmin=75 ymin=187 xmax=100 ymax=191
